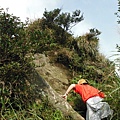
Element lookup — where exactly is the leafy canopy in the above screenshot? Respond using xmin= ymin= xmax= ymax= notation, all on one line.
xmin=43 ymin=8 xmax=84 ymax=32
xmin=0 ymin=8 xmax=34 ymax=109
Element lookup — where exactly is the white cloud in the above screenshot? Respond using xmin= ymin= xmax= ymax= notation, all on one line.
xmin=0 ymin=0 xmax=92 ymax=37
xmin=25 ymin=0 xmax=60 ymax=20
xmin=0 ymin=0 xmax=60 ymax=21
xmin=1 ymin=0 xmax=28 ymax=21
xmin=71 ymin=20 xmax=93 ymax=37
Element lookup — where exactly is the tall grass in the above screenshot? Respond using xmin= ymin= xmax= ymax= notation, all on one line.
xmin=0 ymin=99 xmax=70 ymax=120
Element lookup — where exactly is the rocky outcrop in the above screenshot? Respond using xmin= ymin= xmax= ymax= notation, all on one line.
xmin=33 ymin=53 xmax=70 ymax=94
xmin=29 ymin=68 xmax=84 ymax=120
xmin=30 ymin=54 xmax=85 ymax=120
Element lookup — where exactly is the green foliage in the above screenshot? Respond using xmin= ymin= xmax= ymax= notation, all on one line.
xmin=103 ymin=77 xmax=120 ymax=120
xmin=115 ymin=0 xmax=120 ymax=76
xmin=0 ymin=9 xmax=31 ymax=58
xmin=56 ymin=48 xmax=74 ymax=66
xmin=27 ymin=8 xmax=84 ymax=50
xmin=116 ymin=44 xmax=120 ymax=52
xmin=0 ymin=8 xmax=34 ymax=111
xmin=43 ymin=8 xmax=84 ymax=32
xmin=115 ymin=0 xmax=120 ymax=24
xmin=68 ymin=76 xmax=120 ymax=120
xmin=75 ymin=30 xmax=100 ymax=60
xmin=27 ymin=26 xmax=56 ymax=53
xmin=41 ymin=8 xmax=84 ymax=45
xmin=55 ymin=28 xmax=104 ymax=75
xmin=0 ymin=100 xmax=67 ymax=120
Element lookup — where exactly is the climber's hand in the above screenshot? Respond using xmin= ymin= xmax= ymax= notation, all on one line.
xmin=62 ymin=94 xmax=67 ymax=100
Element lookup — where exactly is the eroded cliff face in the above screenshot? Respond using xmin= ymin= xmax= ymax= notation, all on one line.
xmin=30 ymin=53 xmax=85 ymax=120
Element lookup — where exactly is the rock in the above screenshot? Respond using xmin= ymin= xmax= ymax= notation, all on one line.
xmin=33 ymin=54 xmax=71 ymax=93
xmin=29 ymin=68 xmax=85 ymax=120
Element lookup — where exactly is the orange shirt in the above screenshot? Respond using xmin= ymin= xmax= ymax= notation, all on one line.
xmin=73 ymin=84 xmax=102 ymax=102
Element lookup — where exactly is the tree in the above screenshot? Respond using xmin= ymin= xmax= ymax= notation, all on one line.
xmin=115 ymin=0 xmax=120 ymax=71
xmin=43 ymin=8 xmax=84 ymax=32
xmin=40 ymin=8 xmax=84 ymax=45
xmin=0 ymin=8 xmax=33 ymax=109
xmin=0 ymin=8 xmax=31 ymax=61
xmin=115 ymin=0 xmax=120 ymax=53
xmin=115 ymin=0 xmax=120 ymax=24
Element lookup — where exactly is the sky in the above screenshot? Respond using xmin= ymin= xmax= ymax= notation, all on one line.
xmin=0 ymin=0 xmax=120 ymax=61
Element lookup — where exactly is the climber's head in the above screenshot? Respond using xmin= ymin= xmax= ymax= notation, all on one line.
xmin=78 ymin=79 xmax=88 ymax=85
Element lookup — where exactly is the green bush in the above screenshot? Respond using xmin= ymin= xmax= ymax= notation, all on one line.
xmin=0 ymin=8 xmax=34 ymax=110
xmin=0 ymin=98 xmax=71 ymax=120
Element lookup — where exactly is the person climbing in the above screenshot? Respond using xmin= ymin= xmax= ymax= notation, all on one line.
xmin=62 ymin=79 xmax=113 ymax=120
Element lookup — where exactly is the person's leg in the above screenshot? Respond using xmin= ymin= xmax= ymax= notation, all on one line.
xmin=100 ymin=102 xmax=113 ymax=119
xmin=86 ymin=103 xmax=101 ymax=120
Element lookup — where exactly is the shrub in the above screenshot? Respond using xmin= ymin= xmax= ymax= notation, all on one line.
xmin=0 ymin=8 xmax=34 ymax=110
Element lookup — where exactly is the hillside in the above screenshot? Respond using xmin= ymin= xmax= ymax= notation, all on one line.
xmin=0 ymin=7 xmax=119 ymax=119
